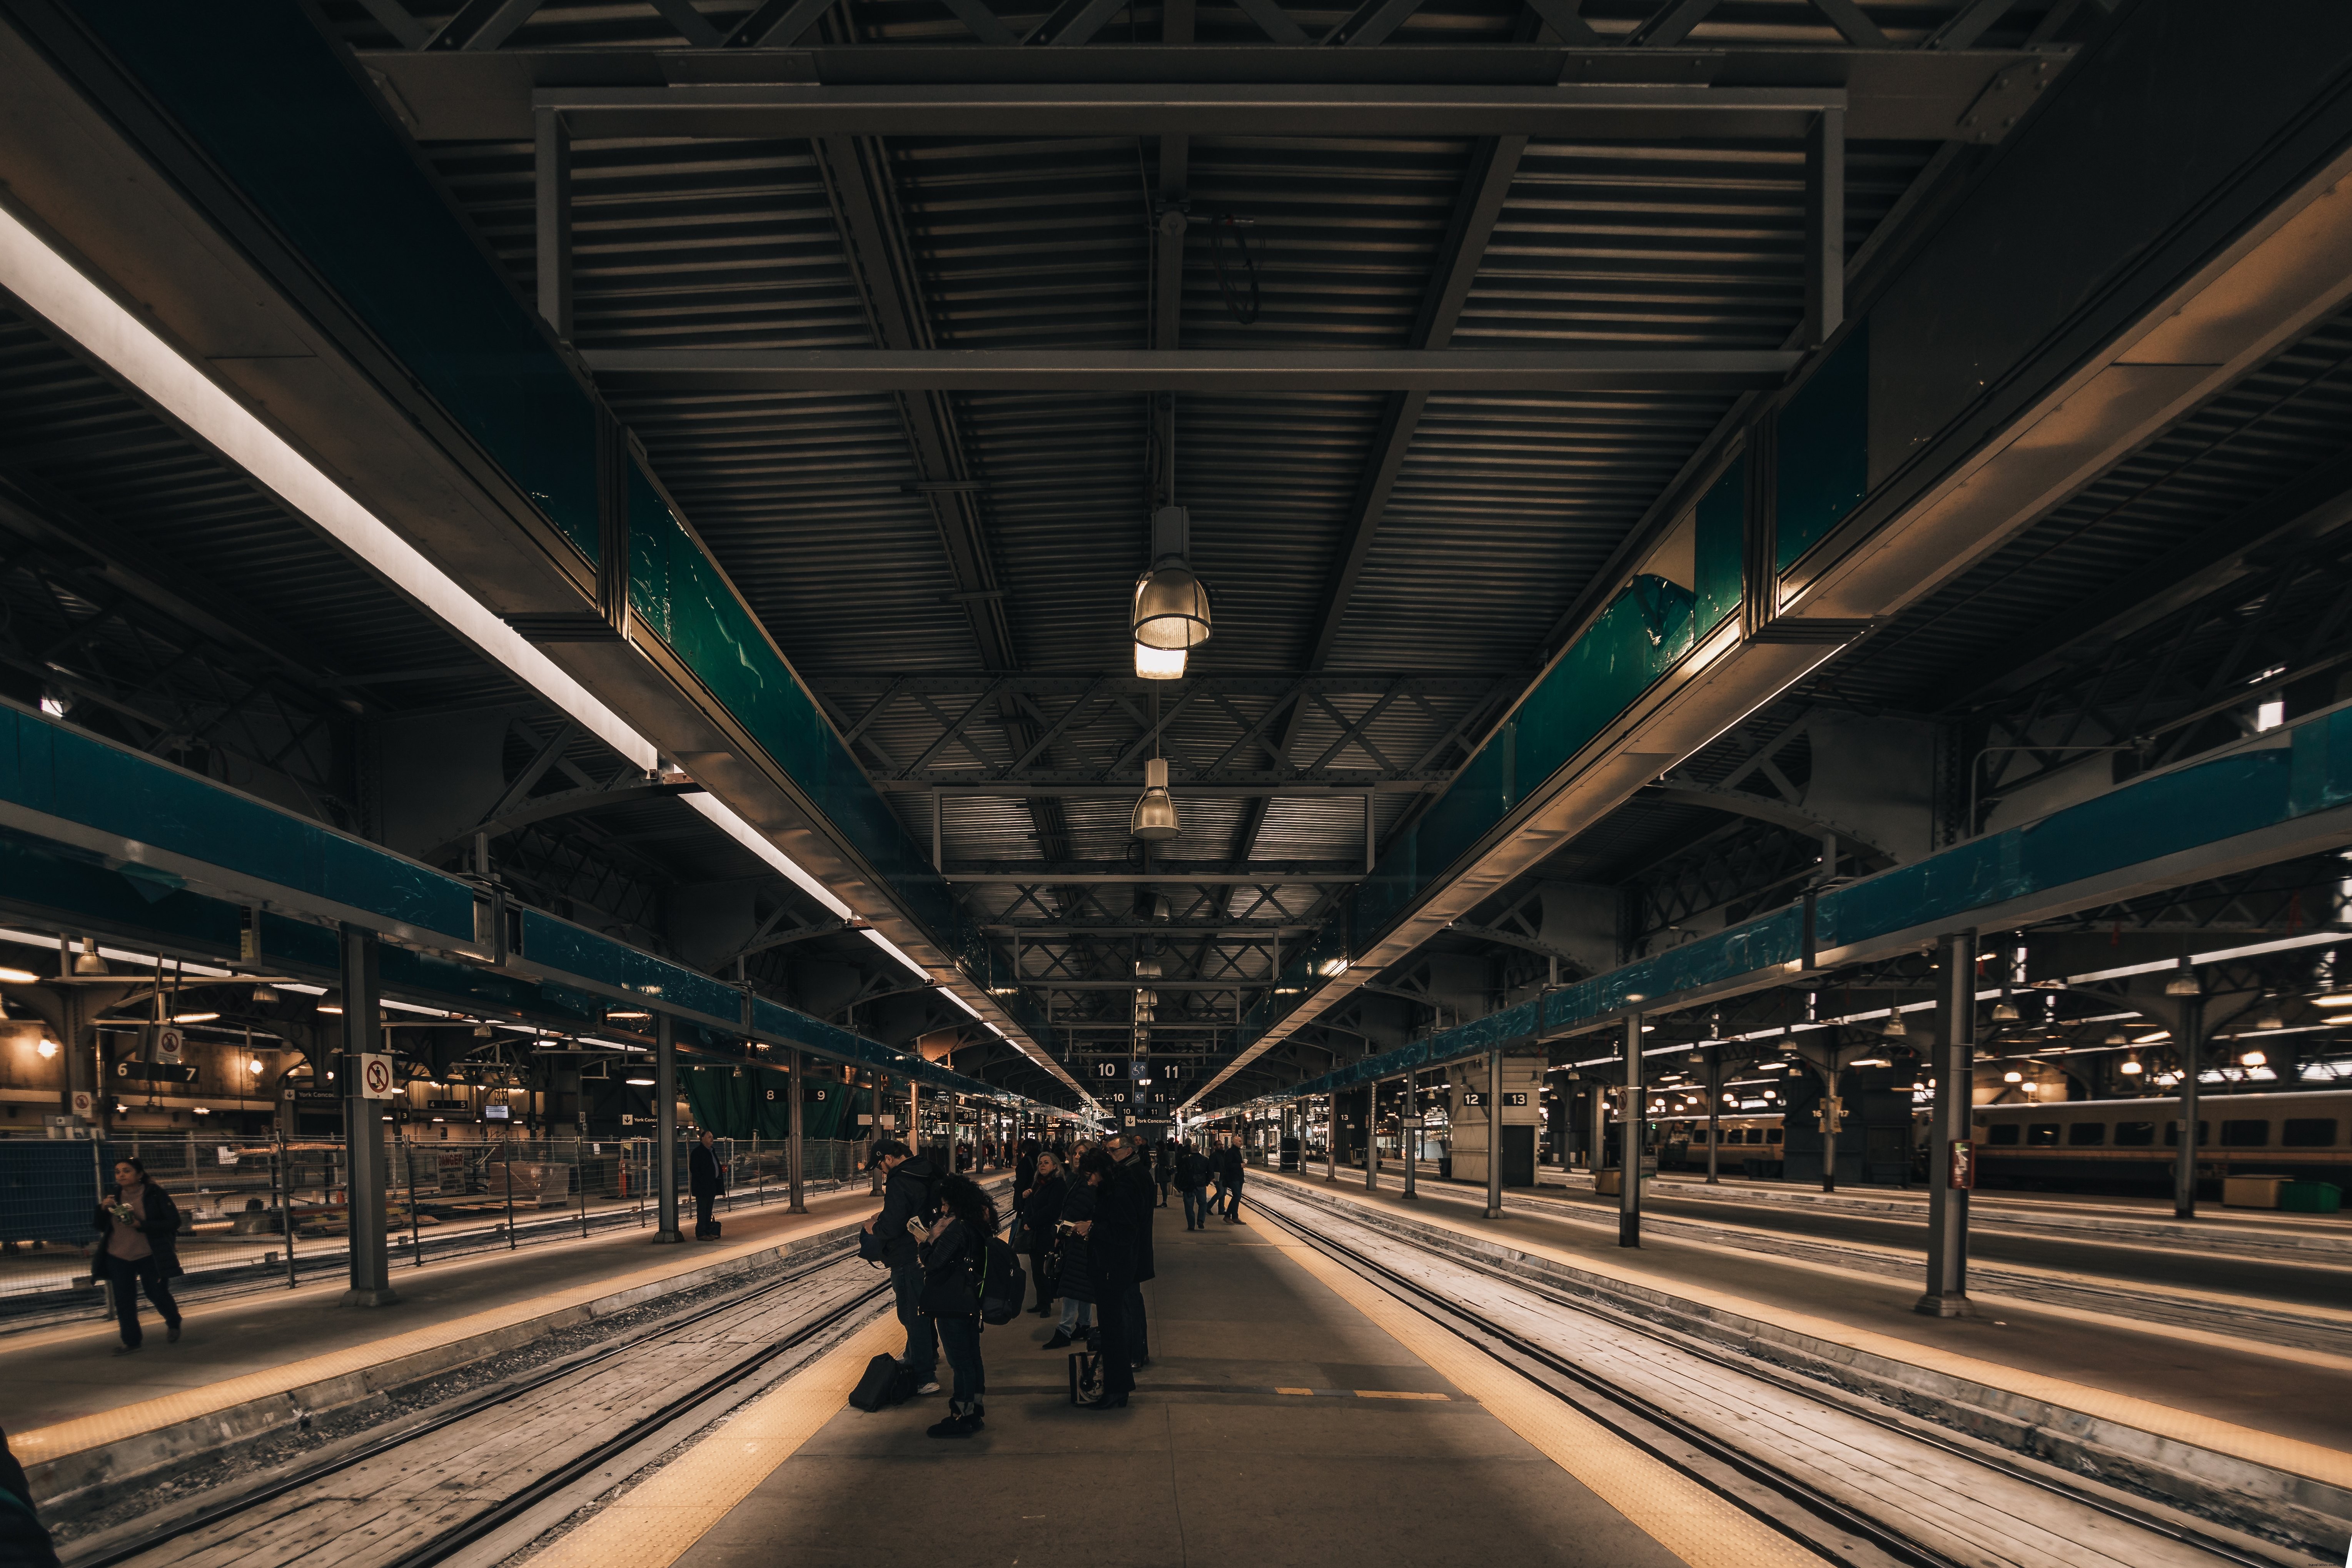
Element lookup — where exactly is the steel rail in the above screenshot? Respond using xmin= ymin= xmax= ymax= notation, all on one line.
xmin=1252 ymin=1187 xmax=2279 ymax=1568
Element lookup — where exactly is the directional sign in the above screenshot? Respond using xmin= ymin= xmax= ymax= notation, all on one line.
xmin=358 ymin=1052 xmax=397 ymax=1100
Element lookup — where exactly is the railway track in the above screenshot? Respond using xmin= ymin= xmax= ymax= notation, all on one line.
xmin=1249 ymin=1184 xmax=2320 ymax=1568
xmin=63 ymin=1240 xmax=894 ymax=1568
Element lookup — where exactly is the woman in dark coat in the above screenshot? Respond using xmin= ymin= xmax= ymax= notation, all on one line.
xmin=90 ymin=1156 xmax=183 ymax=1353
xmin=916 ymin=1173 xmax=998 ymax=1438
xmin=1020 ymin=1151 xmax=1067 ymax=1317
xmin=1043 ymin=1160 xmax=1097 ymax=1349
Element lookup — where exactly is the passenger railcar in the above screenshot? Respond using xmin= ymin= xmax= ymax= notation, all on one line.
xmin=1971 ymin=1089 xmax=2351 ymax=1191
xmin=1657 ymin=1113 xmax=1786 ymax=1176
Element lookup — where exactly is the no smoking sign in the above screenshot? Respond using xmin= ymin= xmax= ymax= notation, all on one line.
xmin=358 ymin=1052 xmax=397 ymax=1100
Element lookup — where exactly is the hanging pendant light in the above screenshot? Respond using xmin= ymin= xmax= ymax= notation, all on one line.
xmin=1134 ymin=641 xmax=1188 ymax=679
xmin=1880 ymin=1011 xmax=1908 ymax=1039
xmin=1990 ymin=994 xmax=2020 ymax=1023
xmin=2163 ymin=957 xmax=2200 ymax=997
xmin=1132 ymin=505 xmax=1212 ymax=653
xmin=1131 ymin=757 xmax=1180 ymax=841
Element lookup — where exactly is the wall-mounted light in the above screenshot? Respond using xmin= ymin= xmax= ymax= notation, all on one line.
xmin=38 ymin=1039 xmax=60 ymax=1059
xmin=248 ymin=1058 xmax=264 ymax=1074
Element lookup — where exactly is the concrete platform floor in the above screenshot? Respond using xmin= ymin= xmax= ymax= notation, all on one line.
xmin=0 ymin=1184 xmax=882 ymax=1436
xmin=1264 ymin=1171 xmax=2352 ymax=1456
xmin=662 ymin=1213 xmax=1715 ymax=1568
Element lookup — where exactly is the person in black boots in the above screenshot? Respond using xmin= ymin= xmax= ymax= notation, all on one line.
xmin=1107 ymin=1133 xmax=1155 ymax=1371
xmin=91 ymin=1157 xmax=182 ymax=1354
xmin=688 ymin=1130 xmax=726 ymax=1238
xmin=1176 ymin=1140 xmax=1213 ymax=1230
xmin=862 ymin=1139 xmax=943 ymax=1397
xmin=918 ymin=1174 xmax=997 ymax=1438
xmin=1075 ymin=1147 xmax=1132 ymax=1407
xmin=1021 ymin=1149 xmax=1067 ymax=1317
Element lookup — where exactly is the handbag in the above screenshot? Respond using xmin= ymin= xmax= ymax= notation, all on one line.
xmin=856 ymin=1223 xmax=890 ymax=1264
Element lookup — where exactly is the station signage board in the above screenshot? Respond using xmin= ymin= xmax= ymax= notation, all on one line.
xmin=358 ymin=1052 xmax=397 ymax=1100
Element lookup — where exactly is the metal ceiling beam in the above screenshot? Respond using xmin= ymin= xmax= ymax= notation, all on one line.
xmin=534 ymin=83 xmax=1844 ymax=140
xmin=584 ymin=349 xmax=1801 ymax=392
xmin=877 ymin=779 xmax=1428 ymax=796
xmin=811 ymin=672 xmax=1502 ymax=696
xmin=946 ymin=865 xmax=1364 ymax=883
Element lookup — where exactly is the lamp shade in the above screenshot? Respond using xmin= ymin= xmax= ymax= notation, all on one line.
xmin=1132 ymin=563 xmax=1212 ymax=650
xmin=1131 ymin=757 xmax=1180 ymax=840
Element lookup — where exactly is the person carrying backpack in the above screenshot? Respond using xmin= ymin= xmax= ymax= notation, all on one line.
xmin=917 ymin=1174 xmax=998 ymax=1438
xmin=862 ymin=1139 xmax=942 ymax=1396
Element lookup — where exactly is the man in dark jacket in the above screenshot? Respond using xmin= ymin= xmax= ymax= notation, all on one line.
xmin=1219 ymin=1139 xmax=1247 ymax=1224
xmin=862 ymin=1139 xmax=941 ymax=1394
xmin=91 ymin=1156 xmax=182 ymax=1353
xmin=688 ymin=1130 xmax=725 ymax=1239
xmin=1176 ymin=1142 xmax=1214 ymax=1231
xmin=1107 ymin=1134 xmax=1155 ymax=1368
xmin=1151 ymin=1140 xmax=1173 ymax=1207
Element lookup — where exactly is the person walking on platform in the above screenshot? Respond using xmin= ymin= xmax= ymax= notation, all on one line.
xmin=689 ymin=1130 xmax=725 ymax=1239
xmin=1021 ymin=1149 xmax=1067 ymax=1315
xmin=1074 ymin=1147 xmax=1134 ymax=1406
xmin=1176 ymin=1141 xmax=1213 ymax=1230
xmin=917 ymin=1173 xmax=997 ymax=1438
xmin=1107 ymin=1133 xmax=1155 ymax=1369
xmin=1207 ymin=1136 xmax=1231 ymax=1218
xmin=862 ymin=1139 xmax=943 ymax=1396
xmin=1218 ymin=1138 xmax=1247 ymax=1224
xmin=1152 ymin=1140 xmax=1173 ymax=1207
xmin=1044 ymin=1154 xmax=1098 ymax=1349
xmin=91 ymin=1156 xmax=182 ymax=1354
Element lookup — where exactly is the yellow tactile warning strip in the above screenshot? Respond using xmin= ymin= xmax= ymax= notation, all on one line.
xmin=1267 ymin=1386 xmax=1454 ymax=1400
xmin=1270 ymin=1174 xmax=2352 ymax=1492
xmin=9 ymin=1199 xmax=867 ymax=1468
xmin=1261 ymin=1227 xmax=1828 ymax=1568
xmin=521 ymin=1309 xmax=902 ymax=1568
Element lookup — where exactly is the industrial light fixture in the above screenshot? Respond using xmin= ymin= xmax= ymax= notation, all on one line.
xmin=1990 ymin=996 xmax=2020 ymax=1022
xmin=2105 ymin=1028 xmax=2129 ymax=1045
xmin=2003 ymin=1069 xmax=2023 ymax=1083
xmin=37 ymin=1039 xmax=59 ymax=1059
xmin=1135 ymin=956 xmax=1163 ymax=979
xmin=315 ymin=990 xmax=344 ymax=1015
xmin=2240 ymin=1049 xmax=2267 ymax=1067
xmin=2119 ymin=1056 xmax=2144 ymax=1075
xmin=72 ymin=947 xmax=110 ymax=977
xmin=247 ymin=1058 xmax=264 ymax=1074
xmin=1316 ymin=957 xmax=1349 ymax=978
xmin=2164 ymin=958 xmax=2200 ymax=997
xmin=2317 ymin=992 xmax=2352 ymax=1008
xmin=625 ymin=1075 xmax=656 ymax=1086
xmin=252 ymin=984 xmax=280 ymax=1005
xmin=1881 ymin=1011 xmax=1908 ymax=1039
xmin=0 ymin=965 xmax=37 ymax=985
xmin=171 ymin=1011 xmax=220 ymax=1024
xmin=1132 ymin=505 xmax=1212 ymax=654
xmin=1131 ymin=757 xmax=1180 ymax=841
xmin=2254 ymin=1007 xmax=2284 ymax=1030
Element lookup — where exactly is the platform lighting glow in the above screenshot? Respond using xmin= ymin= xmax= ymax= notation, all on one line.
xmin=37 ymin=1039 xmax=58 ymax=1059
xmin=2120 ymin=1057 xmax=2144 ymax=1075
xmin=1133 ymin=642 xmax=1187 ymax=680
xmin=625 ymin=1075 xmax=656 ymax=1086
xmin=2240 ymin=1050 xmax=2268 ymax=1067
xmin=2003 ymin=1069 xmax=2023 ymax=1082
xmin=2318 ymin=993 xmax=2352 ymax=1007
xmin=170 ymin=1011 xmax=220 ymax=1024
xmin=0 ymin=966 xmax=38 ymax=984
xmin=2133 ymin=1030 xmax=2171 ymax=1045
xmin=936 ymin=986 xmax=980 ymax=1019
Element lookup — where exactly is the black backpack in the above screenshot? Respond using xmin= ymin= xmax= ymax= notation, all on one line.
xmin=978 ymin=1229 xmax=1027 ymax=1325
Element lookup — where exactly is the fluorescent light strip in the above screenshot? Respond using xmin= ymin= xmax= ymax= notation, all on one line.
xmin=683 ymin=795 xmax=852 ymax=920
xmin=861 ymin=927 xmax=929 ymax=978
xmin=935 ymin=985 xmax=979 ymax=1018
xmin=0 ymin=927 xmax=235 ymax=978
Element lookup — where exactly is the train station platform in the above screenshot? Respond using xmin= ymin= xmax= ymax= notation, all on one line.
xmin=518 ymin=1208 xmax=1822 ymax=1568
xmin=4 ymin=1184 xmax=884 ymax=1481
xmin=1252 ymin=1170 xmax=2352 ymax=1479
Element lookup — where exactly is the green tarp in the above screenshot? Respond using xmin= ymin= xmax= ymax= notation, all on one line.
xmin=680 ymin=1064 xmax=868 ymax=1141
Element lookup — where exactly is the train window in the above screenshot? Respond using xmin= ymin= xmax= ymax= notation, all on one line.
xmin=2066 ymin=1122 xmax=2105 ymax=1146
xmin=2026 ymin=1123 xmax=2060 ymax=1147
xmin=1766 ymin=1128 xmax=1783 ymax=1144
xmin=2113 ymin=1121 xmax=2156 ymax=1146
xmin=1738 ymin=1129 xmax=1757 ymax=1144
xmin=2163 ymin=1120 xmax=2209 ymax=1146
xmin=2218 ymin=1119 xmax=2270 ymax=1147
xmin=2283 ymin=1118 xmax=2339 ymax=1147
xmin=1986 ymin=1124 xmax=2020 ymax=1145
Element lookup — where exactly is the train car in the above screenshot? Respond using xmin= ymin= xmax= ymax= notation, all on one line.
xmin=1656 ymin=1113 xmax=1786 ymax=1177
xmin=1971 ymin=1089 xmax=2352 ymax=1193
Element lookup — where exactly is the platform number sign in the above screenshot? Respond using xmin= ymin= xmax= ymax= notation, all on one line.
xmin=358 ymin=1052 xmax=397 ymax=1100
xmin=1097 ymin=1062 xmax=1120 ymax=1078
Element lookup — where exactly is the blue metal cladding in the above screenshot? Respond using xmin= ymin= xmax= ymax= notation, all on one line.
xmin=1284 ymin=713 xmax=2352 ymax=1100
xmin=0 ymin=704 xmax=477 ymax=942
xmin=1695 ymin=456 xmax=1745 ymax=632
xmin=0 ymin=827 xmax=244 ymax=953
xmin=1774 ymin=321 xmax=1870 ymax=573
xmin=515 ymin=909 xmax=744 ymax=1021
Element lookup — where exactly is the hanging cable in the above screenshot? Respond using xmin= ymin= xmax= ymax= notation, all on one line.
xmin=1210 ymin=214 xmax=1260 ymax=324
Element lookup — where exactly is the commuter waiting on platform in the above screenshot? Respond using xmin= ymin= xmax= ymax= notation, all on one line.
xmin=1044 ymin=1152 xmax=1098 ymax=1350
xmin=1219 ymin=1137 xmax=1247 ymax=1225
xmin=1177 ymin=1140 xmax=1214 ymax=1231
xmin=1152 ymin=1139 xmax=1173 ymax=1207
xmin=689 ymin=1130 xmax=725 ymax=1239
xmin=1021 ymin=1149 xmax=1067 ymax=1316
xmin=863 ymin=1138 xmax=943 ymax=1396
xmin=91 ymin=1156 xmax=182 ymax=1354
xmin=917 ymin=1173 xmax=997 ymax=1438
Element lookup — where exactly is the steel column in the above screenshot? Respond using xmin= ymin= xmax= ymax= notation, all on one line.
xmin=2174 ymin=994 xmax=2205 ymax=1219
xmin=654 ymin=1010 xmax=682 ymax=1242
xmin=532 ymin=107 xmax=571 ymax=339
xmin=1619 ymin=1017 xmax=1642 ymax=1247
xmin=1704 ymin=1048 xmax=1721 ymax=1185
xmin=1484 ymin=1048 xmax=1504 ymax=1220
xmin=1401 ymin=1069 xmax=1417 ymax=1200
xmin=787 ymin=1048 xmax=807 ymax=1211
xmin=1364 ymin=1079 xmax=1378 ymax=1191
xmin=1325 ymin=1094 xmax=1337 ymax=1182
xmin=339 ymin=925 xmax=397 ymax=1307
xmin=1917 ymin=931 xmax=1975 ymax=1316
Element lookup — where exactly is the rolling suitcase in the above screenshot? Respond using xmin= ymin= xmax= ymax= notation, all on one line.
xmin=850 ymin=1353 xmax=906 ymax=1411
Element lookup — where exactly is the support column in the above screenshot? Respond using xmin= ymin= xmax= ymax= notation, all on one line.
xmin=1817 ymin=1049 xmax=1841 ymax=1194
xmin=1917 ymin=930 xmax=1975 ymax=1316
xmin=2174 ymin=994 xmax=2205 ymax=1219
xmin=1484 ymin=1049 xmax=1503 ymax=1219
xmin=1401 ymin=1070 xmax=1418 ymax=1200
xmin=533 ymin=107 xmax=572 ymax=338
xmin=653 ymin=1010 xmax=682 ymax=1242
xmin=1618 ymin=1016 xmax=1642 ymax=1247
xmin=1705 ymin=1048 xmax=1722 ymax=1184
xmin=1589 ymin=1079 xmax=1606 ymax=1177
xmin=1325 ymin=1094 xmax=1337 ymax=1182
xmin=339 ymin=926 xmax=397 ymax=1307
xmin=1365 ymin=1080 xmax=1379 ymax=1191
xmin=908 ymin=1078 xmax=920 ymax=1161
xmin=786 ymin=1049 xmax=807 ymax=1211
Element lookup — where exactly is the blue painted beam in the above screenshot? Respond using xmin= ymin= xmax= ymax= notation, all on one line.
xmin=1270 ymin=708 xmax=2352 ymax=1102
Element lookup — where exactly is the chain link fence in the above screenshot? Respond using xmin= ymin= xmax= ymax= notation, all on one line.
xmin=0 ymin=1129 xmax=878 ymax=1328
